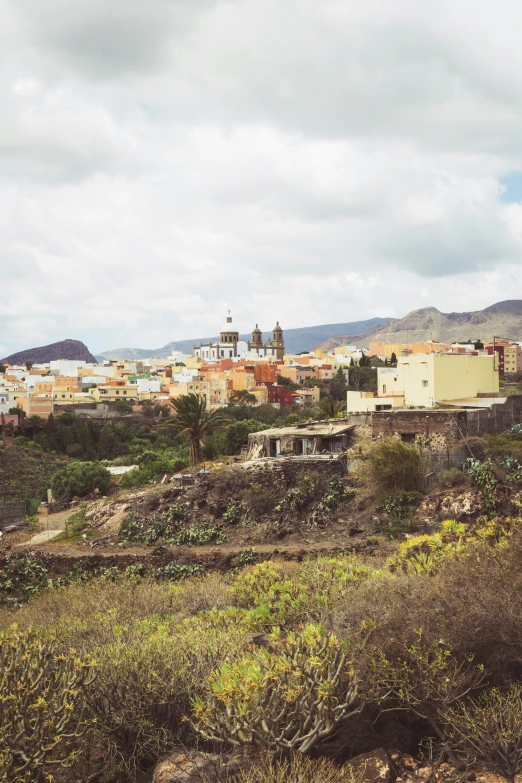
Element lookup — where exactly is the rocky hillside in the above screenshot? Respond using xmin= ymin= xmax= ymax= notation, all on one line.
xmin=0 ymin=442 xmax=67 ymax=501
xmin=2 ymin=339 xmax=96 ymax=365
xmin=315 ymin=300 xmax=522 ymax=350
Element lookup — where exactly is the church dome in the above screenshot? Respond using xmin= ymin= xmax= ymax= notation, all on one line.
xmin=221 ymin=312 xmax=238 ymax=334
xmin=252 ymin=324 xmax=261 ymax=334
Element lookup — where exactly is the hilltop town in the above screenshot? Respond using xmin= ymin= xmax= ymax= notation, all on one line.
xmin=3 ymin=313 xmax=522 ymax=783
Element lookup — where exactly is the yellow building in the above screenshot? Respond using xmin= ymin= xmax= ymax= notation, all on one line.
xmin=90 ymin=383 xmax=139 ymax=403
xmin=347 ymin=353 xmax=499 ymax=412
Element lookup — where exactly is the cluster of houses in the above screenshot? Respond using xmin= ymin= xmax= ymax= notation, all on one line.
xmin=2 ymin=319 xmax=521 ymax=459
xmin=0 ymin=316 xmax=366 ymax=422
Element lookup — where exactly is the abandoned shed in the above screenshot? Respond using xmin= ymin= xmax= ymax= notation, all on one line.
xmin=246 ymin=421 xmax=355 ymax=460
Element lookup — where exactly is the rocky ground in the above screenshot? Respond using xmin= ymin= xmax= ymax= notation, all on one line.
xmin=4 ymin=459 xmax=520 ymax=575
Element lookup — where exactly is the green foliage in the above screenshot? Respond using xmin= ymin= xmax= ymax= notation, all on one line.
xmin=86 ymin=613 xmax=246 ymax=776
xmin=311 ymin=474 xmax=351 ymax=522
xmin=51 ymin=460 xmax=112 ymax=500
xmin=0 ymin=554 xmax=49 ymax=604
xmin=210 ymin=419 xmax=271 ymax=457
xmin=358 ymin=437 xmax=425 ymax=497
xmin=120 ymin=450 xmax=187 ymax=488
xmin=223 ymin=500 xmax=252 ymax=526
xmin=162 ymin=393 xmax=230 ymax=466
xmin=318 ymin=396 xmax=346 ymax=419
xmin=275 ymin=476 xmax=316 ymax=513
xmin=194 ymin=624 xmax=361 ymax=753
xmin=229 ymin=389 xmax=258 ymax=406
xmin=232 ymin=558 xmax=371 ymax=628
xmin=329 ymin=368 xmax=348 ymax=401
xmin=0 ymin=627 xmax=95 ymax=783
xmin=173 ymin=522 xmax=228 ymax=546
xmin=383 ymin=492 xmax=416 ymax=522
xmin=439 ymin=467 xmax=469 ymax=489
xmin=118 ymin=503 xmax=189 ymax=544
xmin=0 ymin=441 xmax=67 ymax=501
xmin=463 ymin=455 xmax=498 ymax=515
xmin=235 ymin=548 xmax=259 ymax=572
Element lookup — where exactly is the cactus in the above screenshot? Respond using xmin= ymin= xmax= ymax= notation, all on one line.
xmin=0 ymin=627 xmax=96 ymax=782
xmin=193 ymin=624 xmax=361 ymax=754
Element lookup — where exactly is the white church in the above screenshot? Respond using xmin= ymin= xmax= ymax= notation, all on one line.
xmin=193 ymin=314 xmax=285 ymax=361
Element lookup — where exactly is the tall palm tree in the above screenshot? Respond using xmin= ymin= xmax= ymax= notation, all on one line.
xmin=318 ymin=396 xmax=346 ymax=419
xmin=162 ymin=393 xmax=230 ymax=466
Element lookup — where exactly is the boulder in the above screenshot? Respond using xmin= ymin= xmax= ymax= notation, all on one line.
xmin=348 ymin=748 xmax=392 ymax=783
xmin=152 ymin=750 xmax=248 ymax=783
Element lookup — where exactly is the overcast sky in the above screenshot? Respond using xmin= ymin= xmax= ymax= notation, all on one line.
xmin=2 ymin=0 xmax=522 ymax=355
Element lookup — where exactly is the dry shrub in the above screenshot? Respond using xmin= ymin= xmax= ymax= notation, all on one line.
xmin=331 ymin=531 xmax=522 ymax=680
xmin=237 ymin=753 xmax=360 ymax=783
xmin=439 ymin=468 xmax=469 ymax=489
xmin=358 ymin=438 xmax=425 ymax=498
xmin=454 ymin=437 xmax=488 ymax=461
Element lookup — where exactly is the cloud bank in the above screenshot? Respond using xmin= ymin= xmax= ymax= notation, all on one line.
xmin=2 ymin=0 xmax=522 ymax=355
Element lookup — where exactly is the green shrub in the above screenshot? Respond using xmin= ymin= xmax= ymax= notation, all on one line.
xmin=194 ymin=624 xmax=361 ymax=753
xmin=0 ymin=554 xmax=49 ymax=604
xmin=232 ymin=558 xmax=372 ymax=629
xmin=0 ymin=627 xmax=95 ymax=783
xmin=51 ymin=460 xmax=111 ymax=500
xmin=358 ymin=438 xmax=425 ymax=497
xmin=87 ymin=615 xmax=246 ymax=776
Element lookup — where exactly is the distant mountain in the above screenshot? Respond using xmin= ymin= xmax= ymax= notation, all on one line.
xmin=314 ymin=300 xmax=522 ymax=351
xmin=2 ymin=339 xmax=97 ymax=365
xmin=95 ymin=317 xmax=394 ymax=361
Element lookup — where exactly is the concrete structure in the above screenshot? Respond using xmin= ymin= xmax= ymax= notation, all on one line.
xmin=247 ymin=421 xmax=355 ymax=459
xmin=347 ymin=353 xmax=499 ymax=412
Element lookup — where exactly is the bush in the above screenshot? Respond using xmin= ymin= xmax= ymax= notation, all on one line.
xmin=358 ymin=438 xmax=425 ymax=497
xmin=0 ymin=627 xmax=95 ymax=783
xmin=237 ymin=754 xmax=359 ymax=783
xmin=233 ymin=559 xmax=372 ymax=629
xmin=439 ymin=467 xmax=469 ymax=489
xmin=446 ymin=684 xmax=522 ymax=783
xmin=194 ymin=625 xmax=361 ymax=753
xmin=0 ymin=554 xmax=49 ymax=605
xmin=51 ymin=460 xmax=112 ymax=500
xmin=86 ymin=615 xmax=246 ymax=776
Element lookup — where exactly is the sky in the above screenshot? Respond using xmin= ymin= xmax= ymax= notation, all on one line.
xmin=2 ymin=0 xmax=522 ymax=356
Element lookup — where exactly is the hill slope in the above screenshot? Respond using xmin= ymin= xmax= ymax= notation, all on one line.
xmin=95 ymin=317 xmax=394 ymax=361
xmin=2 ymin=339 xmax=97 ymax=365
xmin=315 ymin=300 xmax=522 ymax=351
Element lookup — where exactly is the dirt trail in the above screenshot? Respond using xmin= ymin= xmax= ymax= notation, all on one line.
xmin=15 ymin=509 xmax=71 ymax=547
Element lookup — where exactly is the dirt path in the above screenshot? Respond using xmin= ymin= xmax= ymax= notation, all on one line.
xmin=15 ymin=509 xmax=71 ymax=547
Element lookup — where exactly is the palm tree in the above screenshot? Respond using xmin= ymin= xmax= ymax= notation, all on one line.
xmin=318 ymin=396 xmax=346 ymax=419
xmin=162 ymin=393 xmax=230 ymax=466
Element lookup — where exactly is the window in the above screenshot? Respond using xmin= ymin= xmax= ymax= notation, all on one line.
xmin=382 ymin=385 xmax=386 ymax=394
xmin=422 ymin=380 xmax=428 ymax=388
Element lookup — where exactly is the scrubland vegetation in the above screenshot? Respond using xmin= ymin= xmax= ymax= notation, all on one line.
xmin=2 ymin=514 xmax=522 ymax=782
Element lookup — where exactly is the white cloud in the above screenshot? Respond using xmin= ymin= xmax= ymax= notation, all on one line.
xmin=2 ymin=0 xmax=522 ymax=356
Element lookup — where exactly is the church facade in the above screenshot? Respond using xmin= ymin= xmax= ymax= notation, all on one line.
xmin=193 ymin=315 xmax=284 ymax=361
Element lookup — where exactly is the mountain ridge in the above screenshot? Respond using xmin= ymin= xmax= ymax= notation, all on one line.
xmin=2 ymin=339 xmax=97 ymax=365
xmin=314 ymin=300 xmax=522 ymax=351
xmin=94 ymin=317 xmax=394 ymax=361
